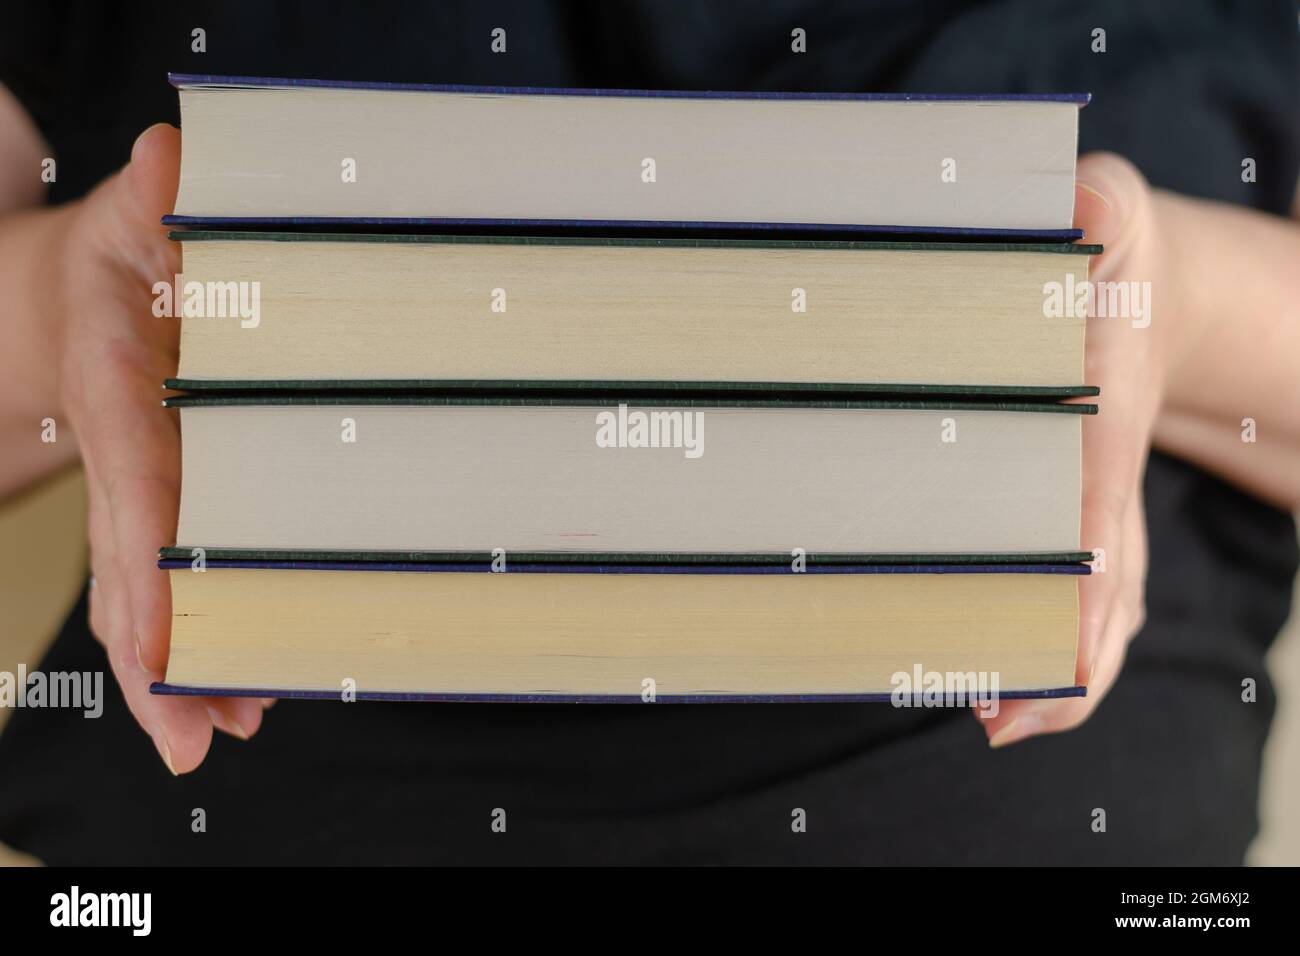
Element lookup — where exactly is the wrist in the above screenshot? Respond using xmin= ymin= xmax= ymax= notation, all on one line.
xmin=3 ymin=203 xmax=79 ymax=421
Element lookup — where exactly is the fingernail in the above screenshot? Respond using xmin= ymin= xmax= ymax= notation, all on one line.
xmin=152 ymin=728 xmax=178 ymax=775
xmin=989 ymin=713 xmax=1044 ymax=749
xmin=1076 ymin=179 xmax=1112 ymax=211
xmin=206 ymin=705 xmax=250 ymax=741
xmin=135 ymin=633 xmax=151 ymax=675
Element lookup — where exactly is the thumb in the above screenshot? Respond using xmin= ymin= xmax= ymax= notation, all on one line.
xmin=1073 ymin=151 xmax=1149 ymax=280
xmin=90 ymin=123 xmax=182 ymax=285
xmin=122 ymin=123 xmax=182 ymax=224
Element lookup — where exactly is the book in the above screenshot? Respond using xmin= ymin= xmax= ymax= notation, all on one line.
xmin=167 ymin=232 xmax=1099 ymax=394
xmin=154 ymin=561 xmax=1086 ymax=700
xmin=154 ymin=75 xmax=1097 ymax=706
xmin=166 ymin=395 xmax=1092 ymax=557
xmin=165 ymin=75 xmax=1087 ymax=237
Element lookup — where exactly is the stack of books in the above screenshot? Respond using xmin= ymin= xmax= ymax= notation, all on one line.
xmin=154 ymin=76 xmax=1097 ymax=703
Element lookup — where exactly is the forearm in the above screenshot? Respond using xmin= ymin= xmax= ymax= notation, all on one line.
xmin=0 ymin=203 xmax=80 ymax=497
xmin=1152 ymin=190 xmax=1300 ymax=510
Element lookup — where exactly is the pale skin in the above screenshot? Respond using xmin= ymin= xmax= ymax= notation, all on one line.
xmin=1 ymin=85 xmax=1298 ymax=771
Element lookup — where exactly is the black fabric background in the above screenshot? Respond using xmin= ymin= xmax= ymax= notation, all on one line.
xmin=0 ymin=0 xmax=1296 ymax=864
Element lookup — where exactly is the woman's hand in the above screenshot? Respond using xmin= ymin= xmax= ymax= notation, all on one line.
xmin=51 ymin=125 xmax=270 ymax=771
xmin=982 ymin=153 xmax=1181 ymax=747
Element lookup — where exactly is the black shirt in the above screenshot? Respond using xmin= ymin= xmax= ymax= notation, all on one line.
xmin=1 ymin=0 xmax=1296 ymax=864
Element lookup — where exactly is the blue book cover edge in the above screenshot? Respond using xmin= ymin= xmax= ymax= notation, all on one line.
xmin=150 ymin=682 xmax=1088 ymax=704
xmin=168 ymin=73 xmax=1090 ymax=105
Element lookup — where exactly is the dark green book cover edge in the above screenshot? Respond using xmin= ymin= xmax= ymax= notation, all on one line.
xmin=164 ymin=378 xmax=1100 ymax=400
xmin=160 ymin=547 xmax=1095 ymax=566
xmin=162 ymin=393 xmax=1097 ymax=413
xmin=168 ymin=229 xmax=1102 ymax=255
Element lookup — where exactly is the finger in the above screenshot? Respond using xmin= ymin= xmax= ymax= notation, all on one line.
xmin=96 ymin=123 xmax=183 ymax=287
xmin=84 ymin=466 xmax=214 ymax=772
xmin=983 ymin=489 xmax=1146 ymax=747
xmin=1074 ymin=152 xmax=1150 ymax=271
xmin=86 ymin=380 xmax=263 ymax=755
xmin=205 ymin=697 xmax=268 ymax=741
xmin=1077 ymin=458 xmax=1140 ymax=680
xmin=207 ymin=695 xmax=270 ymax=740
xmin=92 ymin=518 xmax=258 ymax=764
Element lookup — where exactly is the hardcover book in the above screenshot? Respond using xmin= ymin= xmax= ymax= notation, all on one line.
xmin=166 ymin=395 xmax=1093 ymax=557
xmin=167 ymin=232 xmax=1100 ymax=394
xmin=165 ymin=75 xmax=1088 ymax=237
xmin=154 ymin=560 xmax=1087 ymax=701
